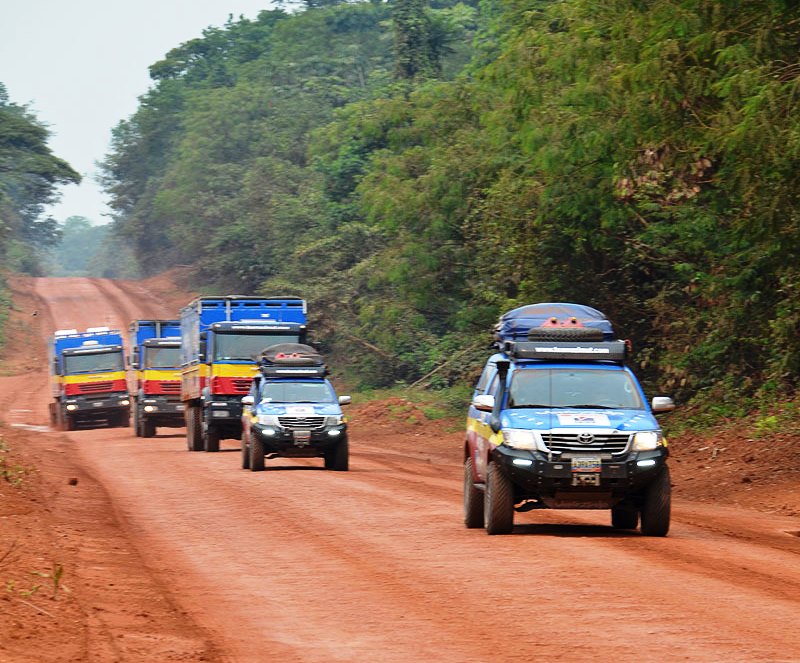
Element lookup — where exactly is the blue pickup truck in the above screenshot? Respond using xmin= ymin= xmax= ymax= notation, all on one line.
xmin=464 ymin=303 xmax=675 ymax=536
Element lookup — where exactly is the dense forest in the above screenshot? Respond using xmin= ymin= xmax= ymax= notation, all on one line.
xmin=7 ymin=1 xmax=800 ymax=420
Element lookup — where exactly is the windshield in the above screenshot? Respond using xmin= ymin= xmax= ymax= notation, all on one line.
xmin=144 ymin=346 xmax=181 ymax=369
xmin=63 ymin=351 xmax=124 ymax=374
xmin=214 ymin=333 xmax=300 ymax=361
xmin=259 ymin=381 xmax=336 ymax=404
xmin=508 ymin=368 xmax=644 ymax=409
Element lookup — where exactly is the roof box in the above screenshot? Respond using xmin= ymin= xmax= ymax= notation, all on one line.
xmin=494 ymin=303 xmax=615 ymax=343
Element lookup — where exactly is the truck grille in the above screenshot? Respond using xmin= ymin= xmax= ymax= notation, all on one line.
xmin=542 ymin=432 xmax=630 ymax=455
xmin=160 ymin=382 xmax=181 ymax=393
xmin=278 ymin=416 xmax=326 ymax=431
xmin=79 ymin=382 xmax=113 ymax=393
xmin=231 ymin=379 xmax=252 ymax=394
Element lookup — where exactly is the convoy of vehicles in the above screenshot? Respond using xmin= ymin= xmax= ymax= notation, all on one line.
xmin=128 ymin=319 xmax=183 ymax=438
xmin=47 ymin=297 xmax=678 ymax=537
xmin=464 ymin=303 xmax=675 ymax=536
xmin=180 ymin=296 xmax=308 ymax=453
xmin=241 ymin=344 xmax=350 ymax=472
xmin=48 ymin=327 xmax=130 ymax=430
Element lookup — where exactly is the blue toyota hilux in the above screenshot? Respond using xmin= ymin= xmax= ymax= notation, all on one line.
xmin=464 ymin=303 xmax=675 ymax=536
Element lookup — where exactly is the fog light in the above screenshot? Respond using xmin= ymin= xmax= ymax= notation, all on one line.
xmin=327 ymin=429 xmax=341 ymax=437
xmin=512 ymin=458 xmax=533 ymax=467
xmin=261 ymin=428 xmax=277 ymax=437
xmin=66 ymin=404 xmax=79 ymax=411
xmin=143 ymin=405 xmax=157 ymax=412
xmin=637 ymin=459 xmax=657 ymax=467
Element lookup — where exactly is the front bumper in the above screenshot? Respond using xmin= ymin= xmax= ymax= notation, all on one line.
xmin=252 ymin=424 xmax=347 ymax=456
xmin=492 ymin=445 xmax=668 ymax=508
xmin=140 ymin=396 xmax=184 ymax=424
xmin=204 ymin=396 xmax=244 ymax=423
xmin=64 ymin=393 xmax=130 ymax=415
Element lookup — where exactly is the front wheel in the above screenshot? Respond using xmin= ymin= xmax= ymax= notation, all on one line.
xmin=484 ymin=461 xmax=514 ymax=535
xmin=142 ymin=419 xmax=156 ymax=438
xmin=324 ymin=438 xmax=349 ymax=471
xmin=186 ymin=405 xmax=203 ymax=451
xmin=249 ymin=432 xmax=265 ymax=472
xmin=463 ymin=457 xmax=484 ymax=529
xmin=241 ymin=434 xmax=250 ymax=469
xmin=640 ymin=467 xmax=671 ymax=537
xmin=204 ymin=422 xmax=220 ymax=452
xmin=611 ymin=504 xmax=639 ymax=530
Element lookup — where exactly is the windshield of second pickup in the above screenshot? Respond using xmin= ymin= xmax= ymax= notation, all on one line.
xmin=507 ymin=368 xmax=644 ymax=409
xmin=214 ymin=333 xmax=300 ymax=361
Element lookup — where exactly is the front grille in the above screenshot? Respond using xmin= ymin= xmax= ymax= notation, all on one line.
xmin=160 ymin=382 xmax=181 ymax=393
xmin=79 ymin=381 xmax=113 ymax=393
xmin=542 ymin=432 xmax=630 ymax=455
xmin=278 ymin=416 xmax=326 ymax=431
xmin=231 ymin=379 xmax=252 ymax=394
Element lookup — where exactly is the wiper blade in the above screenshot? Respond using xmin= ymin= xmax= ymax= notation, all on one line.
xmin=510 ymin=404 xmax=551 ymax=409
xmin=561 ymin=404 xmax=616 ymax=409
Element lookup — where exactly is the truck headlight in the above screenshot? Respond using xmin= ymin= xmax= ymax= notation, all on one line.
xmin=326 ymin=415 xmax=343 ymax=426
xmin=502 ymin=429 xmax=540 ymax=451
xmin=632 ymin=431 xmax=663 ymax=451
xmin=66 ymin=404 xmax=79 ymax=411
xmin=257 ymin=414 xmax=279 ymax=426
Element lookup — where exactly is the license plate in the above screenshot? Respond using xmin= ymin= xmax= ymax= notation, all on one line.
xmin=293 ymin=430 xmax=311 ymax=441
xmin=572 ymin=473 xmax=601 ymax=487
xmin=571 ymin=456 xmax=601 ymax=473
xmin=93 ymin=402 xmax=104 ymax=407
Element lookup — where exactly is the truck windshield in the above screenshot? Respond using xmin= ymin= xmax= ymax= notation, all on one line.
xmin=214 ymin=333 xmax=300 ymax=361
xmin=260 ymin=381 xmax=336 ymax=404
xmin=144 ymin=347 xmax=181 ymax=369
xmin=508 ymin=368 xmax=644 ymax=409
xmin=63 ymin=351 xmax=124 ymax=374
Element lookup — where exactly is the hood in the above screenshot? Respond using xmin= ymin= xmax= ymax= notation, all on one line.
xmin=502 ymin=407 xmax=659 ymax=432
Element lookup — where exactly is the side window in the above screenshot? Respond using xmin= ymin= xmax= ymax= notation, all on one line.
xmin=486 ymin=373 xmax=499 ymax=397
xmin=475 ymin=362 xmax=496 ymax=395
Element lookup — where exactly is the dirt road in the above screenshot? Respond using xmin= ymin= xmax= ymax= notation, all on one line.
xmin=2 ymin=276 xmax=800 ymax=662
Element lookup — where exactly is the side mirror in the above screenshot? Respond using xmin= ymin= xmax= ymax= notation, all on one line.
xmin=651 ymin=396 xmax=675 ymax=413
xmin=241 ymin=395 xmax=255 ymax=406
xmin=338 ymin=395 xmax=352 ymax=405
xmin=472 ymin=394 xmax=495 ymax=412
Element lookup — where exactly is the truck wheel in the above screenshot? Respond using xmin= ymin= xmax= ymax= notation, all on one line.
xmin=133 ymin=407 xmax=142 ymax=437
xmin=324 ymin=438 xmax=349 ymax=471
xmin=640 ymin=467 xmax=671 ymax=537
xmin=142 ymin=420 xmax=156 ymax=438
xmin=64 ymin=414 xmax=76 ymax=432
xmin=186 ymin=406 xmax=203 ymax=451
xmin=49 ymin=403 xmax=57 ymax=427
xmin=249 ymin=433 xmax=265 ymax=472
xmin=204 ymin=423 xmax=220 ymax=452
xmin=611 ymin=504 xmax=639 ymax=530
xmin=484 ymin=461 xmax=514 ymax=535
xmin=241 ymin=434 xmax=250 ymax=469
xmin=463 ymin=457 xmax=484 ymax=529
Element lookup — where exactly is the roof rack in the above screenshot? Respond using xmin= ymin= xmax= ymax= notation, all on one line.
xmin=503 ymin=340 xmax=628 ymax=363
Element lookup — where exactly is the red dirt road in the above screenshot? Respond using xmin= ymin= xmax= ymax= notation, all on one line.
xmin=2 ymin=276 xmax=800 ymax=662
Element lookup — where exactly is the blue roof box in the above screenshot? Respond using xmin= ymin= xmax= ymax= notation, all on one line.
xmin=494 ymin=303 xmax=615 ymax=343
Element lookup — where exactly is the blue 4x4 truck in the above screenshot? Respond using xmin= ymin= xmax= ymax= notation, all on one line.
xmin=464 ymin=303 xmax=675 ymax=536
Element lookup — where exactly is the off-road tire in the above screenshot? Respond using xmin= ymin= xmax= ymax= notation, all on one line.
xmin=484 ymin=461 xmax=514 ymax=535
xmin=142 ymin=420 xmax=156 ymax=438
xmin=527 ymin=327 xmax=605 ymax=342
xmin=463 ymin=457 xmax=484 ymax=528
xmin=611 ymin=504 xmax=639 ymax=530
xmin=204 ymin=422 xmax=220 ymax=452
xmin=186 ymin=405 xmax=203 ymax=451
xmin=133 ymin=407 xmax=142 ymax=437
xmin=64 ymin=413 xmax=76 ymax=431
xmin=249 ymin=433 xmax=265 ymax=471
xmin=324 ymin=438 xmax=349 ymax=471
xmin=241 ymin=434 xmax=250 ymax=469
xmin=640 ymin=467 xmax=671 ymax=537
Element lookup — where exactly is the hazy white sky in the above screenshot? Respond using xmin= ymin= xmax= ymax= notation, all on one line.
xmin=0 ymin=0 xmax=275 ymax=225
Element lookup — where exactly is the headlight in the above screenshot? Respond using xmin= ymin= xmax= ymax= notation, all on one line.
xmin=119 ymin=399 xmax=130 ymax=406
xmin=632 ymin=431 xmax=663 ymax=451
xmin=143 ymin=405 xmax=157 ymax=412
xmin=257 ymin=414 xmax=279 ymax=426
xmin=326 ymin=415 xmax=343 ymax=426
xmin=502 ymin=429 xmax=540 ymax=451
xmin=66 ymin=404 xmax=79 ymax=411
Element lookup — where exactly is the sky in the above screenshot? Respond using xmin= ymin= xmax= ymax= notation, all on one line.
xmin=0 ymin=0 xmax=275 ymax=225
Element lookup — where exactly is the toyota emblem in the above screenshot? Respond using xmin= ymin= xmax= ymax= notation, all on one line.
xmin=577 ymin=433 xmax=595 ymax=444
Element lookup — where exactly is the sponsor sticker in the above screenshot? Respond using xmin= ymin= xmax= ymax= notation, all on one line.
xmin=557 ymin=413 xmax=611 ymax=427
xmin=286 ymin=406 xmax=315 ymax=416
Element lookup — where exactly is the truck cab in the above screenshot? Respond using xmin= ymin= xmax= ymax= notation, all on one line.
xmin=129 ymin=320 xmax=183 ymax=438
xmin=464 ymin=303 xmax=675 ymax=536
xmin=49 ymin=327 xmax=131 ymax=430
xmin=240 ymin=344 xmax=350 ymax=472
